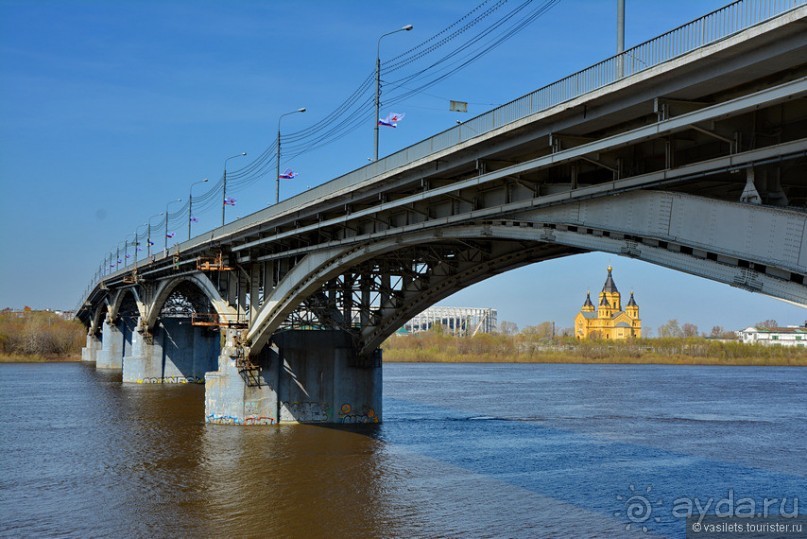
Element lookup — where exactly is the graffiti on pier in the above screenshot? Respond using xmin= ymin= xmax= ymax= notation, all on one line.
xmin=281 ymin=401 xmax=329 ymax=422
xmin=136 ymin=376 xmax=204 ymax=384
xmin=339 ymin=403 xmax=379 ymax=424
xmin=206 ymin=414 xmax=241 ymax=425
xmin=244 ymin=415 xmax=276 ymax=426
xmin=206 ymin=414 xmax=276 ymax=426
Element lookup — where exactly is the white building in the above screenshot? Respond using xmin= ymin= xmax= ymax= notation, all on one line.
xmin=738 ymin=326 xmax=807 ymax=347
xmin=402 ymin=306 xmax=497 ymax=336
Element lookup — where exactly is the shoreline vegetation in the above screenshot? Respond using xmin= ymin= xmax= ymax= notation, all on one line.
xmin=2 ymin=310 xmax=805 ymax=367
xmin=0 ymin=310 xmax=85 ymax=363
xmin=381 ymin=331 xmax=807 ymax=366
xmin=0 ymin=354 xmax=80 ymax=363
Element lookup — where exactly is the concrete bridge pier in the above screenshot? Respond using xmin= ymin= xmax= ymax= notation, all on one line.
xmin=81 ymin=333 xmax=102 ymax=362
xmin=96 ymin=318 xmax=123 ymax=369
xmin=205 ymin=330 xmax=382 ymax=425
xmin=122 ymin=318 xmax=219 ymax=384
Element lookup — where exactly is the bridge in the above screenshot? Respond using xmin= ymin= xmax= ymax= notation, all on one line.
xmin=75 ymin=1 xmax=807 ymax=425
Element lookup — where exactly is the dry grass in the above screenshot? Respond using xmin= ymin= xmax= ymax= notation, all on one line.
xmin=382 ymin=332 xmax=807 ymax=366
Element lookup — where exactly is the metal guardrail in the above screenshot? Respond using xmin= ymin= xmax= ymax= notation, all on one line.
xmin=76 ymin=0 xmax=806 ymax=314
xmin=284 ymin=0 xmax=806 ymax=209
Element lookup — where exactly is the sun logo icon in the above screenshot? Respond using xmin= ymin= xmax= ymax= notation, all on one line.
xmin=614 ymin=484 xmax=663 ymax=533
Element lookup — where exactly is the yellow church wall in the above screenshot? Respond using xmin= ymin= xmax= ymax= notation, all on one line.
xmin=575 ymin=267 xmax=641 ymax=340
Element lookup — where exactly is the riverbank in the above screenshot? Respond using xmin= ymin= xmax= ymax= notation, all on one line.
xmin=0 ymin=354 xmax=80 ymax=363
xmin=381 ymin=333 xmax=807 ymax=366
xmin=0 ymin=310 xmax=86 ymax=361
xmin=382 ymin=351 xmax=807 ymax=366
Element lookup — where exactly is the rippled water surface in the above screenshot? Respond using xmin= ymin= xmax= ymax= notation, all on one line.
xmin=1 ymin=362 xmax=805 ymax=538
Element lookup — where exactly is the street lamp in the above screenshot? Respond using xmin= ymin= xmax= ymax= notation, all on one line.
xmin=189 ymin=177 xmax=208 ymax=240
xmin=276 ymin=107 xmax=306 ymax=204
xmin=134 ymin=222 xmax=149 ymax=265
xmin=146 ymin=212 xmax=164 ymax=260
xmin=374 ymin=24 xmax=413 ymax=161
xmin=165 ymin=198 xmax=183 ymax=255
xmin=123 ymin=235 xmax=136 ymax=268
xmin=222 ymin=152 xmax=247 ymax=226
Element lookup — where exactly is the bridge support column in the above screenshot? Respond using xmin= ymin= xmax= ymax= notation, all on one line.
xmin=122 ymin=319 xmax=220 ymax=384
xmin=81 ymin=333 xmax=102 ymax=362
xmin=205 ymin=330 xmax=382 ymax=426
xmin=96 ymin=320 xmax=123 ymax=370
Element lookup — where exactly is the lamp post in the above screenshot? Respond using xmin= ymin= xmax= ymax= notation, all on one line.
xmin=123 ymin=236 xmax=132 ymax=268
xmin=222 ymin=152 xmax=247 ymax=226
xmin=134 ymin=222 xmax=148 ymax=265
xmin=165 ymin=198 xmax=183 ymax=255
xmin=189 ymin=178 xmax=208 ymax=240
xmin=276 ymin=107 xmax=306 ymax=204
xmin=146 ymin=212 xmax=164 ymax=260
xmin=374 ymin=24 xmax=413 ymax=161
xmin=115 ymin=239 xmax=128 ymax=271
xmin=617 ymin=0 xmax=625 ymax=78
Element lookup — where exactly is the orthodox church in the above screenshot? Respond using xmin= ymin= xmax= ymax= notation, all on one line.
xmin=575 ymin=266 xmax=641 ymax=339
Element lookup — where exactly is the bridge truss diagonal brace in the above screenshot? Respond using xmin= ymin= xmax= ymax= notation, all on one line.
xmin=247 ymin=228 xmax=565 ymax=356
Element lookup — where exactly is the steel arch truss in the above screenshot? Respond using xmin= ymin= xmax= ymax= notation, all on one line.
xmin=247 ymin=188 xmax=807 ymax=358
xmin=248 ymin=229 xmax=580 ymax=357
xmin=281 ymin=241 xmax=575 ymax=356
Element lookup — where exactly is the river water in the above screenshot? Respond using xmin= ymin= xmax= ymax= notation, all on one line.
xmin=0 ymin=362 xmax=805 ymax=538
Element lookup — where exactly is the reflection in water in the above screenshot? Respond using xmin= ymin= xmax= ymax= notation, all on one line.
xmin=198 ymin=424 xmax=390 ymax=537
xmin=1 ymin=362 xmax=805 ymax=538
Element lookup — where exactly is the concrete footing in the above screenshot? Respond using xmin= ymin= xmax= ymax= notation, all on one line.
xmin=81 ymin=334 xmax=102 ymax=362
xmin=87 ymin=316 xmax=220 ymax=382
xmin=121 ymin=319 xmax=219 ymax=384
xmin=205 ymin=330 xmax=382 ymax=425
xmin=96 ymin=321 xmax=123 ymax=369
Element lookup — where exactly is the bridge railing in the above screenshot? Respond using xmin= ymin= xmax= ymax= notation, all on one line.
xmin=77 ymin=0 xmax=805 ymax=313
xmin=278 ymin=0 xmax=805 ymax=213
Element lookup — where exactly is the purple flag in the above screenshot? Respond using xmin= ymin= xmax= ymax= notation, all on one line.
xmin=279 ymin=168 xmax=298 ymax=180
xmin=166 ymin=232 xmax=175 ymax=239
xmin=378 ymin=112 xmax=405 ymax=128
xmin=224 ymin=197 xmax=237 ymax=206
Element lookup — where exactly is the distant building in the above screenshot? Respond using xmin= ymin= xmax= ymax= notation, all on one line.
xmin=403 ymin=306 xmax=497 ymax=336
xmin=738 ymin=326 xmax=807 ymax=347
xmin=575 ymin=266 xmax=641 ymax=340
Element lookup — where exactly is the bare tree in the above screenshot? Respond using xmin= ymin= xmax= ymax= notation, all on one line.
xmin=682 ymin=323 xmax=699 ymax=337
xmin=499 ymin=321 xmax=519 ymax=335
xmin=522 ymin=321 xmax=554 ymax=339
xmin=658 ymin=319 xmax=684 ymax=338
xmin=755 ymin=319 xmax=778 ymax=329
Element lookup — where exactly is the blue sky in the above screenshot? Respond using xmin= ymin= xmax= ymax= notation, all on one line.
xmin=1 ymin=0 xmax=804 ymax=334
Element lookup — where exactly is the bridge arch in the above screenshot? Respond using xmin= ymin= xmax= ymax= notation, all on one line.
xmin=90 ymin=297 xmax=111 ymax=335
xmin=145 ymin=273 xmax=235 ymax=331
xmin=108 ymin=287 xmax=146 ymax=324
xmin=249 ymin=190 xmax=806 ymax=357
xmin=248 ymin=226 xmax=581 ymax=354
